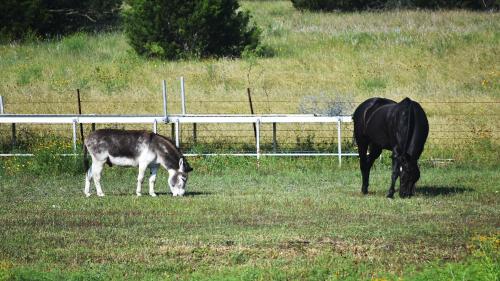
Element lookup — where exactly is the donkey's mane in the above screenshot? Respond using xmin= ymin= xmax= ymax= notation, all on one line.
xmin=155 ymin=134 xmax=182 ymax=154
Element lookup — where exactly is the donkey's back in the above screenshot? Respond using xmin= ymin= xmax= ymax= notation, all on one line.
xmin=85 ymin=129 xmax=157 ymax=167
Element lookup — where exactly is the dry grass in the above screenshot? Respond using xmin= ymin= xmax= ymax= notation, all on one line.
xmin=0 ymin=1 xmax=498 ymax=161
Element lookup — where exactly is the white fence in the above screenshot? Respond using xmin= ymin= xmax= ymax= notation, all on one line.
xmin=0 ymin=78 xmax=357 ymax=166
xmin=0 ymin=113 xmax=355 ymax=165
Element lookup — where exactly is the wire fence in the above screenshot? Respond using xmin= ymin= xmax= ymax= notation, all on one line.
xmin=0 ymin=95 xmax=499 ymax=163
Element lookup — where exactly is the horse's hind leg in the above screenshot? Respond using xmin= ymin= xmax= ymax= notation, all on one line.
xmin=363 ymin=145 xmax=382 ymax=194
xmin=358 ymin=140 xmax=370 ymax=194
xmin=387 ymin=154 xmax=400 ymax=198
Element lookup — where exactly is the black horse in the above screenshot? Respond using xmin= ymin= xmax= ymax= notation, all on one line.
xmin=353 ymin=97 xmax=429 ymax=198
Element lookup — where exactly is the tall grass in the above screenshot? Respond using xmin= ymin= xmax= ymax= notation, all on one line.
xmin=0 ymin=3 xmax=497 ymax=113
xmin=0 ymin=1 xmax=498 ymax=162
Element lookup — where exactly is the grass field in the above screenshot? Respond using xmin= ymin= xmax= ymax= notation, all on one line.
xmin=0 ymin=158 xmax=499 ymax=280
xmin=0 ymin=1 xmax=499 ymax=280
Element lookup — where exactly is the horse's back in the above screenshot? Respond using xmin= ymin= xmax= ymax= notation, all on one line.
xmin=353 ymin=97 xmax=397 ymax=143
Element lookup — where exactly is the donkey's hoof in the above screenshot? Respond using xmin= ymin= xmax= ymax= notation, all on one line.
xmin=85 ymin=193 xmax=91 ymax=197
xmin=136 ymin=193 xmax=142 ymax=197
xmin=149 ymin=192 xmax=157 ymax=197
xmin=97 ymin=193 xmax=105 ymax=197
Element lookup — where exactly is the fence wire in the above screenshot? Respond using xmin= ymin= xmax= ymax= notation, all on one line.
xmin=1 ymin=97 xmax=499 ymax=161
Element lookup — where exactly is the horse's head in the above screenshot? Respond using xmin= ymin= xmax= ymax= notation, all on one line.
xmin=400 ymin=156 xmax=420 ymax=198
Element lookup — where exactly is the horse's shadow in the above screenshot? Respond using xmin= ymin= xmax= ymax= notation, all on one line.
xmin=416 ymin=185 xmax=472 ymax=197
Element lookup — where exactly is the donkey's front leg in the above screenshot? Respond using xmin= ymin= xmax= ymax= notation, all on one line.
xmin=148 ymin=165 xmax=158 ymax=197
xmin=136 ymin=163 xmax=148 ymax=196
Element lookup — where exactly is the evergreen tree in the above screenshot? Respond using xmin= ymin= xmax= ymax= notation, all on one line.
xmin=123 ymin=0 xmax=261 ymax=60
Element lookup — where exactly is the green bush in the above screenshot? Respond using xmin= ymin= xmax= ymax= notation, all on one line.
xmin=123 ymin=0 xmax=261 ymax=60
xmin=290 ymin=0 xmax=500 ymax=11
xmin=0 ymin=0 xmax=122 ymax=41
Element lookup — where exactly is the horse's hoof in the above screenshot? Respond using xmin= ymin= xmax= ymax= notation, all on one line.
xmin=386 ymin=193 xmax=394 ymax=199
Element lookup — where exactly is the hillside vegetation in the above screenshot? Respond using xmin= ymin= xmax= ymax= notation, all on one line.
xmin=0 ymin=1 xmax=498 ymax=162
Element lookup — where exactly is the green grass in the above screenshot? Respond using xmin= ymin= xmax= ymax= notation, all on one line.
xmin=0 ymin=158 xmax=498 ymax=280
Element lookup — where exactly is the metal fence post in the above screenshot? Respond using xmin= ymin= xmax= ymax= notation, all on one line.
xmin=193 ymin=123 xmax=197 ymax=144
xmin=0 ymin=96 xmax=4 ymax=114
xmin=337 ymin=118 xmax=342 ymax=167
xmin=162 ymin=80 xmax=168 ymax=121
xmin=153 ymin=119 xmax=157 ymax=133
xmin=72 ymin=120 xmax=78 ymax=154
xmin=11 ymin=123 xmax=16 ymax=149
xmin=256 ymin=119 xmax=261 ymax=159
xmin=175 ymin=119 xmax=180 ymax=148
xmin=272 ymin=122 xmax=277 ymax=153
xmin=180 ymin=77 xmax=186 ymax=115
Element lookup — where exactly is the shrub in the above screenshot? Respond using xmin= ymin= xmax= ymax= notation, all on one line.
xmin=290 ymin=0 xmax=499 ymax=11
xmin=123 ymin=0 xmax=261 ymax=60
xmin=0 ymin=0 xmax=122 ymax=41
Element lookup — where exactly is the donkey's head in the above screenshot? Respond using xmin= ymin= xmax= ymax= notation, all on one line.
xmin=168 ymin=158 xmax=193 ymax=196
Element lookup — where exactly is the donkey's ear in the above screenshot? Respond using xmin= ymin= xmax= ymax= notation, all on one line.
xmin=179 ymin=158 xmax=184 ymax=172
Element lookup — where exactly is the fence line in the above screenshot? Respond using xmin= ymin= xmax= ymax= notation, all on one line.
xmin=1 ymin=80 xmax=498 ymax=165
xmin=4 ymin=98 xmax=500 ymax=105
xmin=0 ymin=114 xmax=353 ymax=166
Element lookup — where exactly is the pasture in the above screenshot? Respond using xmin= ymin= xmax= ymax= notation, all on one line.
xmin=0 ymin=158 xmax=499 ymax=280
xmin=0 ymin=0 xmax=499 ymax=280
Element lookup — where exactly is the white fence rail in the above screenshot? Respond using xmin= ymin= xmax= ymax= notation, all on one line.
xmin=0 ymin=114 xmax=355 ymax=165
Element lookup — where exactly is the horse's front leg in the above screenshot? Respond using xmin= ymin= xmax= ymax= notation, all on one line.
xmin=387 ymin=154 xmax=400 ymax=198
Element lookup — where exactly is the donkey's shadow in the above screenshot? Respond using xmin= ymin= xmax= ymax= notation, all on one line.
xmin=155 ymin=191 xmax=212 ymax=197
xmin=416 ymin=185 xmax=472 ymax=197
xmin=110 ymin=191 xmax=212 ymax=197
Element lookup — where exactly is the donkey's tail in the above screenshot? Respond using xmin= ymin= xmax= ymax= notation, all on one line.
xmin=83 ymin=142 xmax=90 ymax=173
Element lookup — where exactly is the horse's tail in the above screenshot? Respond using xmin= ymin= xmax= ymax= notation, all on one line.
xmin=402 ymin=98 xmax=414 ymax=156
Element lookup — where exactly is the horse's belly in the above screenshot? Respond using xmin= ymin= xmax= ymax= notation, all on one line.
xmin=369 ymin=134 xmax=392 ymax=150
xmin=108 ymin=156 xmax=138 ymax=166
